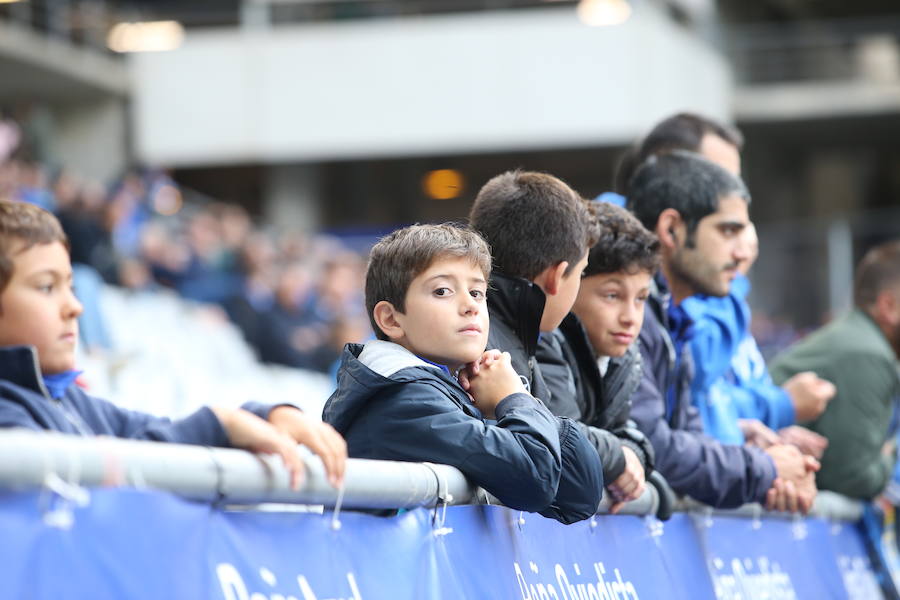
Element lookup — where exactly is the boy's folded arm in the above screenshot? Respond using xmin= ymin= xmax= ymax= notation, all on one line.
xmin=495 ymin=392 xmax=605 ymax=522
xmin=539 ymin=417 xmax=606 ymax=524
xmin=369 ymin=384 xmax=564 ymax=513
xmin=95 ymin=397 xmax=232 ymax=447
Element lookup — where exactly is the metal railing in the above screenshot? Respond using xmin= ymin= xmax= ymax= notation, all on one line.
xmin=0 ymin=429 xmax=865 ymax=522
xmin=0 ymin=429 xmax=667 ymax=515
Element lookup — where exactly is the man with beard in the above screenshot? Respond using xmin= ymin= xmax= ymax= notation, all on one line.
xmin=626 ymin=151 xmax=819 ymax=511
xmin=770 ymin=240 xmax=900 ymax=500
xmin=618 ymin=113 xmax=833 ymax=450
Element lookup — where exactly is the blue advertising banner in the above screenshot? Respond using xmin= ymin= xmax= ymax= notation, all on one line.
xmin=0 ymin=488 xmax=885 ymax=599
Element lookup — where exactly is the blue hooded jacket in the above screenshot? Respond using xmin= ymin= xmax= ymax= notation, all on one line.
xmin=682 ymin=275 xmax=794 ymax=444
xmin=323 ymin=340 xmax=604 ymax=524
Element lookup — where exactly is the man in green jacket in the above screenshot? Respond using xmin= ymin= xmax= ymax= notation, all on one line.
xmin=770 ymin=240 xmax=900 ymax=500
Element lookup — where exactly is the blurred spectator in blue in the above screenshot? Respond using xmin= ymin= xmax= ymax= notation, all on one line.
xmin=107 ymin=169 xmax=151 ymax=258
xmin=14 ymin=160 xmax=54 ymax=210
xmin=256 ymin=253 xmax=369 ymax=373
xmin=54 ymin=172 xmax=118 ymax=283
xmin=176 ymin=208 xmax=243 ymax=305
xmin=139 ymin=219 xmax=190 ymax=289
xmin=256 ymin=260 xmax=324 ymax=370
xmin=224 ymin=232 xmax=278 ymax=351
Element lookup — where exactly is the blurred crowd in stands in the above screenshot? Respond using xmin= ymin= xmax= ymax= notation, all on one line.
xmin=0 ymin=115 xmax=371 ymax=375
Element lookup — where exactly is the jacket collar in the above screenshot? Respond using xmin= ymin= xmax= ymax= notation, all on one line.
xmin=488 ymin=272 xmax=546 ymax=357
xmin=0 ymin=346 xmax=50 ymax=397
xmin=357 ymin=339 xmax=449 ymax=378
xmin=558 ymin=312 xmax=604 ymax=421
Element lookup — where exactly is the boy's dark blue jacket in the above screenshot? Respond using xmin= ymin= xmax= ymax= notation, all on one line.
xmin=323 ymin=340 xmax=603 ymax=524
xmin=629 ymin=278 xmax=776 ymax=508
xmin=0 ymin=345 xmax=270 ymax=445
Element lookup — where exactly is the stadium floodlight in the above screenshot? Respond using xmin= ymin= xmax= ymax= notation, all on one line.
xmin=576 ymin=0 xmax=632 ymax=26
xmin=106 ymin=20 xmax=185 ymax=53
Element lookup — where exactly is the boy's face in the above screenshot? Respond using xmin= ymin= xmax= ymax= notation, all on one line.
xmin=390 ymin=256 xmax=489 ymax=370
xmin=540 ymin=251 xmax=589 ymax=333
xmin=0 ymin=241 xmax=83 ymax=374
xmin=572 ymin=268 xmax=652 ymax=358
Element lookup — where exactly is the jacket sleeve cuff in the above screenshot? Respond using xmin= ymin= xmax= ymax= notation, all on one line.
xmin=772 ymin=388 xmax=796 ymax=429
xmin=240 ymin=401 xmax=303 ymax=422
xmin=620 ymin=438 xmax=650 ymax=474
xmin=494 ymin=392 xmax=542 ymax=419
xmin=750 ymin=446 xmax=779 ymax=504
xmin=168 ymin=406 xmax=232 ymax=447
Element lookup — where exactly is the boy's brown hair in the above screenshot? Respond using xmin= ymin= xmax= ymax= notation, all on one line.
xmin=0 ymin=200 xmax=68 ymax=298
xmin=365 ymin=223 xmax=492 ymax=341
xmin=584 ymin=201 xmax=660 ymax=278
xmin=469 ymin=170 xmax=598 ymax=281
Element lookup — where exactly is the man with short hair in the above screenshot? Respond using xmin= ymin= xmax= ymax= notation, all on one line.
xmin=626 ymin=151 xmax=819 ymax=511
xmin=621 ymin=112 xmax=833 ymax=451
xmin=770 ymin=240 xmax=900 ymax=500
xmin=614 ymin=112 xmax=743 ymax=194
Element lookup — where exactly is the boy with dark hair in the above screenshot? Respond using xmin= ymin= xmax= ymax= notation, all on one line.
xmin=468 ymin=170 xmax=597 ymax=399
xmin=537 ymin=202 xmax=659 ymax=512
xmin=0 ymin=200 xmax=347 ymax=489
xmin=323 ymin=224 xmax=603 ymax=523
xmin=466 ymin=171 xmax=612 ymax=513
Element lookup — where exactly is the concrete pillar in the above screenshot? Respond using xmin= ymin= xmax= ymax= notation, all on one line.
xmin=53 ymin=97 xmax=129 ymax=184
xmin=263 ymin=163 xmax=322 ymax=232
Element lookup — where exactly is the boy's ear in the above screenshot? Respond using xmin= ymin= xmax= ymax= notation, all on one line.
xmin=534 ymin=261 xmax=569 ymax=297
xmin=372 ymin=300 xmax=405 ymax=341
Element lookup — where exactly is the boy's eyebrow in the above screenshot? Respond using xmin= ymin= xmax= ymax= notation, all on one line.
xmin=423 ymin=273 xmax=486 ymax=284
xmin=716 ymin=219 xmax=747 ymax=230
xmin=25 ymin=268 xmax=71 ymax=280
xmin=593 ymin=276 xmax=626 ymax=285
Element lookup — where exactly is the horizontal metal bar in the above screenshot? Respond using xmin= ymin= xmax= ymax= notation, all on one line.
xmin=0 ymin=429 xmax=666 ymax=517
xmin=676 ymin=490 xmax=864 ymax=522
xmin=0 ymin=430 xmax=861 ymax=522
xmin=0 ymin=429 xmax=475 ymax=510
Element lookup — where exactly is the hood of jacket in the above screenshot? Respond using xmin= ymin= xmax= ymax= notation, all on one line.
xmin=323 ymin=340 xmax=472 ymax=434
